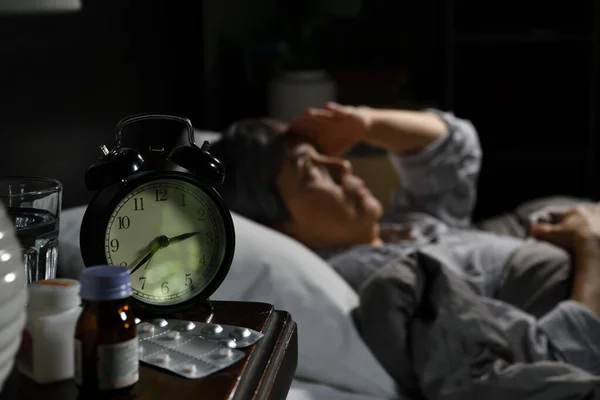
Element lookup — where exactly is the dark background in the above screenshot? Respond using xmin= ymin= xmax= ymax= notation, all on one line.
xmin=0 ymin=0 xmax=598 ymax=221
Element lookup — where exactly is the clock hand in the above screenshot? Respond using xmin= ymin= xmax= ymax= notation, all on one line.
xmin=129 ymin=235 xmax=168 ymax=274
xmin=130 ymin=248 xmax=158 ymax=275
xmin=128 ymin=233 xmax=198 ymax=274
xmin=166 ymin=231 xmax=201 ymax=245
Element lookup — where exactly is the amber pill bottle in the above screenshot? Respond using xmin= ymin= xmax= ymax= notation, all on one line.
xmin=74 ymin=265 xmax=138 ymax=396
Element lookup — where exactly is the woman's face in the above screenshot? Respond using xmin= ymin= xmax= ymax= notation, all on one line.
xmin=276 ymin=139 xmax=383 ymax=249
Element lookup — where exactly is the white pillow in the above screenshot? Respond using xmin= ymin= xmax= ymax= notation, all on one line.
xmin=58 ymin=207 xmax=396 ymax=397
xmin=212 ymin=213 xmax=396 ymax=397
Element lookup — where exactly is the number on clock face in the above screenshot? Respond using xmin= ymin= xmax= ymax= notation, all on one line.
xmin=104 ymin=179 xmax=227 ymax=306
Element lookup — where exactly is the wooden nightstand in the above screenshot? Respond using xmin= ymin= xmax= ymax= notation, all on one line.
xmin=1 ymin=301 xmax=298 ymax=400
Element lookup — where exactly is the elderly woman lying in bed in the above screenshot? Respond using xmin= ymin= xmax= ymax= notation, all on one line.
xmin=210 ymin=104 xmax=600 ymax=398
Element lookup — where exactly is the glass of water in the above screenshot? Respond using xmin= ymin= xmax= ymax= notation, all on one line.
xmin=0 ymin=177 xmax=62 ymax=284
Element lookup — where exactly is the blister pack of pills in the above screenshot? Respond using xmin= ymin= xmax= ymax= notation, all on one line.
xmin=135 ymin=318 xmax=263 ymax=379
xmin=137 ymin=321 xmax=244 ymax=379
xmin=138 ymin=317 xmax=264 ymax=349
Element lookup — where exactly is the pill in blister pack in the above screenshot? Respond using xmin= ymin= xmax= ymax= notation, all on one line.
xmin=136 ymin=318 xmax=263 ymax=349
xmin=136 ymin=324 xmax=245 ymax=379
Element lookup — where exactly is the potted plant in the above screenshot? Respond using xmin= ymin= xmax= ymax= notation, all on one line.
xmin=267 ymin=9 xmax=337 ymax=121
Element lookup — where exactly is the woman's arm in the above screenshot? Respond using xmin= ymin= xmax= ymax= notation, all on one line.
xmin=385 ymin=110 xmax=482 ymax=228
xmin=359 ymin=107 xmax=448 ymax=155
xmin=289 ymin=102 xmax=446 ymax=157
xmin=571 ymin=237 xmax=600 ymax=316
xmin=531 ymin=205 xmax=600 ymax=316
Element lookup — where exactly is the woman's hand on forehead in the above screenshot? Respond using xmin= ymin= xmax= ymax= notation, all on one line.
xmin=289 ymin=102 xmax=372 ymax=156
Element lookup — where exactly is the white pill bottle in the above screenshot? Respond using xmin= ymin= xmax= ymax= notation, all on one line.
xmin=17 ymin=279 xmax=82 ymax=383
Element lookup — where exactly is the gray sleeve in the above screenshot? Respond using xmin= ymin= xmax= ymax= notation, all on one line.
xmin=538 ymin=300 xmax=600 ymax=375
xmin=386 ymin=110 xmax=482 ymax=228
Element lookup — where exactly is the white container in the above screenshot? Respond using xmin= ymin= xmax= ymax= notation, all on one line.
xmin=267 ymin=69 xmax=337 ymax=122
xmin=17 ymin=279 xmax=82 ymax=384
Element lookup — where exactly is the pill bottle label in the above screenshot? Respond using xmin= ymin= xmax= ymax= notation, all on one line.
xmin=74 ymin=339 xmax=82 ymax=385
xmin=97 ymin=337 xmax=139 ymax=390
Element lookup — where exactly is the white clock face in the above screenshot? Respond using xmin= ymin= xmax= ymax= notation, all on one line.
xmin=104 ymin=179 xmax=227 ymax=306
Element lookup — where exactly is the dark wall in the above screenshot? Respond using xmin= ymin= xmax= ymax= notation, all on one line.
xmin=444 ymin=0 xmax=600 ymax=219
xmin=0 ymin=0 xmax=205 ymax=208
xmin=1 ymin=0 xmax=598 ymax=219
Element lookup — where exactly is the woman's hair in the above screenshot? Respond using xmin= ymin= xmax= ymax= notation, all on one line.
xmin=209 ymin=118 xmax=291 ymax=226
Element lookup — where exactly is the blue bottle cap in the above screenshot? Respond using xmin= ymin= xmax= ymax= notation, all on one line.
xmin=79 ymin=265 xmax=132 ymax=301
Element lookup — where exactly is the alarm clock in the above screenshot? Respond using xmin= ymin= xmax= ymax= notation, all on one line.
xmin=80 ymin=114 xmax=235 ymax=315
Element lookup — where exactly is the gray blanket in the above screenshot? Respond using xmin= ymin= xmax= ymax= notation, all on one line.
xmin=358 ymin=248 xmax=600 ymax=400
